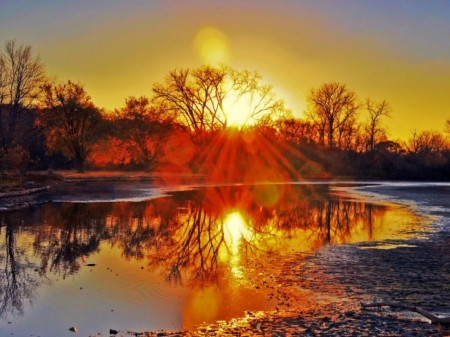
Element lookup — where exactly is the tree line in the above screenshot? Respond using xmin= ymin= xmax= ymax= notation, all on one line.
xmin=1 ymin=40 xmax=450 ymax=180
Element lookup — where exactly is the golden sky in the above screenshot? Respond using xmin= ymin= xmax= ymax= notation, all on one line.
xmin=1 ymin=0 xmax=449 ymax=140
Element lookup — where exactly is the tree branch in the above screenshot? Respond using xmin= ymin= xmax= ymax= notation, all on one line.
xmin=361 ymin=300 xmax=450 ymax=324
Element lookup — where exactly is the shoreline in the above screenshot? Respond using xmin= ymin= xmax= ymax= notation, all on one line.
xmin=172 ymin=183 xmax=450 ymax=336
xmin=177 ymin=182 xmax=450 ymax=337
xmin=1 ymin=176 xmax=450 ymax=335
xmin=97 ymin=181 xmax=450 ymax=336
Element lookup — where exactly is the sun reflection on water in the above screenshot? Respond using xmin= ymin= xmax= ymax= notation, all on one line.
xmin=0 ymin=184 xmax=433 ymax=334
xmin=220 ymin=210 xmax=251 ymax=279
xmin=224 ymin=211 xmax=249 ymax=254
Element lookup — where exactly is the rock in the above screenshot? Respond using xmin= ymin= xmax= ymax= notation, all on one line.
xmin=109 ymin=329 xmax=118 ymax=335
xmin=69 ymin=326 xmax=77 ymax=332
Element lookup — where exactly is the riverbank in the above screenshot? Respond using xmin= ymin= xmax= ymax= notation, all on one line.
xmin=92 ymin=183 xmax=450 ymax=336
xmin=103 ymin=232 xmax=450 ymax=336
xmin=0 ymin=170 xmax=201 ymax=210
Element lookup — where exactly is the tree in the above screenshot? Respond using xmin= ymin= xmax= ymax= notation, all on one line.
xmin=153 ymin=66 xmax=226 ymax=140
xmin=306 ymin=82 xmax=359 ymax=149
xmin=275 ymin=117 xmax=318 ymax=145
xmin=226 ymin=67 xmax=289 ymax=127
xmin=364 ymin=99 xmax=391 ymax=152
xmin=406 ymin=130 xmax=448 ymax=155
xmin=336 ymin=114 xmax=360 ymax=151
xmin=38 ymin=81 xmax=105 ymax=172
xmin=0 ymin=40 xmax=47 ymax=151
xmin=111 ymin=96 xmax=175 ymax=170
xmin=152 ymin=65 xmax=289 ymax=144
xmin=375 ymin=140 xmax=404 ymax=154
xmin=445 ymin=119 xmax=450 ymax=135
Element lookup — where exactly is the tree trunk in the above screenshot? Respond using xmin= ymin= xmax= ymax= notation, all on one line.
xmin=75 ymin=159 xmax=84 ymax=173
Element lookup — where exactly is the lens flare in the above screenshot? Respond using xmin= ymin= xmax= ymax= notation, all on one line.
xmin=194 ymin=26 xmax=230 ymax=65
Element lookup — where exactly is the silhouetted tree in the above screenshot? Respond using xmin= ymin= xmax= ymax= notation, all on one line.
xmin=0 ymin=41 xmax=47 ymax=172
xmin=365 ymin=99 xmax=391 ymax=152
xmin=306 ymin=82 xmax=359 ymax=149
xmin=0 ymin=40 xmax=46 ymax=150
xmin=275 ymin=117 xmax=318 ymax=145
xmin=38 ymin=81 xmax=105 ymax=172
xmin=445 ymin=119 xmax=450 ymax=135
xmin=227 ymin=67 xmax=289 ymax=127
xmin=153 ymin=66 xmax=227 ymax=142
xmin=406 ymin=130 xmax=449 ymax=156
xmin=152 ymin=65 xmax=289 ymax=144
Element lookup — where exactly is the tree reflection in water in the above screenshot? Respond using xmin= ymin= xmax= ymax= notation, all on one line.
xmin=0 ymin=214 xmax=41 ymax=319
xmin=105 ymin=184 xmax=395 ymax=287
xmin=0 ymin=183 xmax=411 ymax=321
xmin=34 ymin=203 xmax=112 ymax=277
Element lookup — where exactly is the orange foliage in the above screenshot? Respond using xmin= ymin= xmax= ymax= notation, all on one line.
xmin=89 ymin=137 xmax=132 ymax=167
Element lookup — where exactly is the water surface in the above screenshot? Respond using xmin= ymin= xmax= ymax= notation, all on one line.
xmin=0 ymin=183 xmax=427 ymax=336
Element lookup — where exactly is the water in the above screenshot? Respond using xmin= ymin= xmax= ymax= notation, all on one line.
xmin=0 ymin=183 xmax=429 ymax=336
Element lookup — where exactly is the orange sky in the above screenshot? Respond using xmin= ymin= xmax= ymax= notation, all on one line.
xmin=1 ymin=1 xmax=449 ymax=140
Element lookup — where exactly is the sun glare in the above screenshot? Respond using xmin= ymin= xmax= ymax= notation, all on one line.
xmin=222 ymin=90 xmax=254 ymax=127
xmin=223 ymin=211 xmax=251 ymax=255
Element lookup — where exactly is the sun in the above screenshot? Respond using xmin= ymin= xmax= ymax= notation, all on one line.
xmin=223 ymin=89 xmax=254 ymax=127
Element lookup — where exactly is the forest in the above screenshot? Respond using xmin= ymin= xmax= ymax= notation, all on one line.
xmin=1 ymin=40 xmax=450 ymax=181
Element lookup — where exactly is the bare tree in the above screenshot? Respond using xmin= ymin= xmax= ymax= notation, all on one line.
xmin=38 ymin=81 xmax=105 ymax=172
xmin=445 ymin=119 xmax=450 ymax=135
xmin=365 ymin=99 xmax=391 ymax=152
xmin=306 ymin=82 xmax=359 ymax=149
xmin=152 ymin=65 xmax=289 ymax=144
xmin=153 ymin=66 xmax=227 ymax=141
xmin=0 ymin=40 xmax=47 ymax=150
xmin=227 ymin=68 xmax=289 ymax=127
xmin=406 ymin=130 xmax=449 ymax=155
xmin=0 ymin=54 xmax=6 ymax=104
xmin=339 ymin=119 xmax=364 ymax=152
xmin=275 ymin=117 xmax=318 ymax=145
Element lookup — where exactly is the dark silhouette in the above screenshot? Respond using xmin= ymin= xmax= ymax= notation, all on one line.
xmin=306 ymin=82 xmax=359 ymax=150
xmin=0 ymin=39 xmax=448 ymax=180
xmin=152 ymin=65 xmax=289 ymax=145
xmin=38 ymin=81 xmax=106 ymax=172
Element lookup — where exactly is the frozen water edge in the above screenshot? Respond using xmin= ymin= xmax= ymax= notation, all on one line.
xmin=333 ymin=181 xmax=450 ymax=236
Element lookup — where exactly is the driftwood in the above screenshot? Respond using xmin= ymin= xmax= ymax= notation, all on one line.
xmin=0 ymin=186 xmax=49 ymax=199
xmin=361 ymin=301 xmax=450 ymax=324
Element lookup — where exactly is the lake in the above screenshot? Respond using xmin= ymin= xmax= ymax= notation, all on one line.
xmin=0 ymin=182 xmax=429 ymax=336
